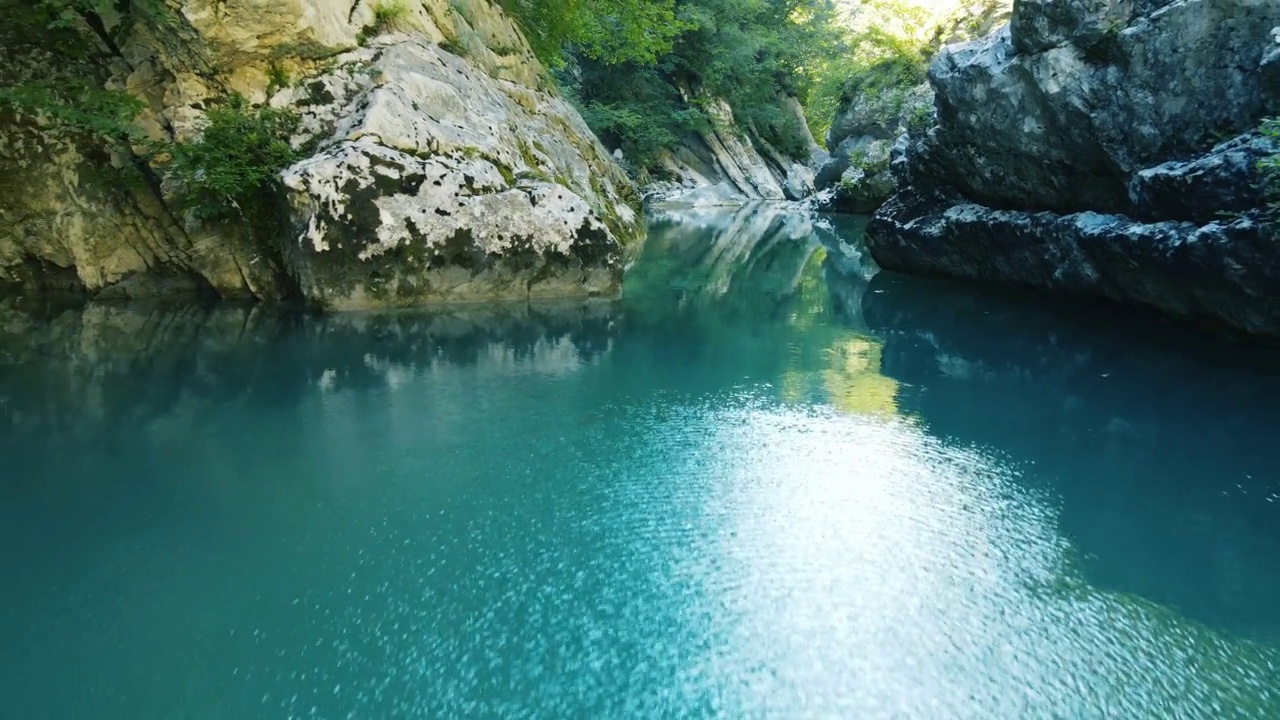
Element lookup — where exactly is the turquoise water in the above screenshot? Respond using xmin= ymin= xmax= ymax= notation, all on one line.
xmin=3 ymin=206 xmax=1280 ymax=718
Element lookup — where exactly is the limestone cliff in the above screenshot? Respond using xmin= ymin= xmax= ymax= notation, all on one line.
xmin=0 ymin=0 xmax=643 ymax=308
xmin=815 ymin=81 xmax=934 ymax=214
xmin=645 ymin=96 xmax=824 ymax=207
xmin=865 ymin=0 xmax=1280 ymax=337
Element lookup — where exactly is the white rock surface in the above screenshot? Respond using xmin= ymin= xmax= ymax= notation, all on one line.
xmin=1 ymin=0 xmax=642 ymax=306
xmin=646 ymin=97 xmax=819 ymax=205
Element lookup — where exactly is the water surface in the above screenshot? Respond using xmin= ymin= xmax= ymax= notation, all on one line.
xmin=3 ymin=206 xmax=1280 ymax=718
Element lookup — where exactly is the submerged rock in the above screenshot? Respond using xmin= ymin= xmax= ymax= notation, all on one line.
xmin=867 ymin=0 xmax=1280 ymax=337
xmin=0 ymin=0 xmax=642 ymax=308
xmin=871 ymin=188 xmax=1280 ymax=336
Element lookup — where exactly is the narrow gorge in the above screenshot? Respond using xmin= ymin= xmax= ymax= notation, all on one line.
xmin=4 ymin=2 xmax=1280 ymax=718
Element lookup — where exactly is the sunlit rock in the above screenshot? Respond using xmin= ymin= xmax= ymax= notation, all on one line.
xmin=0 ymin=0 xmax=642 ymax=305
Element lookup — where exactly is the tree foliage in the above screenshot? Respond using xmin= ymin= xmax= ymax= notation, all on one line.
xmin=4 ymin=3 xmax=301 ymax=224
xmin=671 ymin=0 xmax=839 ymax=156
xmin=0 ymin=79 xmax=144 ymax=144
xmin=803 ymin=0 xmax=1008 ymax=139
xmin=503 ymin=0 xmax=688 ymax=67
xmin=511 ymin=0 xmax=841 ymax=172
xmin=152 ymin=95 xmax=301 ymax=222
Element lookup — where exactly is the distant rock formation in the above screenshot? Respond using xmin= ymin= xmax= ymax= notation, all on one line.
xmin=644 ymin=96 xmax=824 ymax=207
xmin=814 ymin=0 xmax=1010 ymax=214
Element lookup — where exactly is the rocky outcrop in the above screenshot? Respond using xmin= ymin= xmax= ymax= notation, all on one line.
xmin=871 ymin=188 xmax=1280 ymax=335
xmin=867 ymin=0 xmax=1280 ymax=337
xmin=1130 ymin=130 xmax=1280 ymax=224
xmin=815 ymin=82 xmax=933 ymax=213
xmin=645 ymin=97 xmax=823 ymax=206
xmin=0 ymin=0 xmax=642 ymax=308
xmin=276 ymin=36 xmax=639 ymax=309
xmin=814 ymin=1 xmax=1011 ymax=214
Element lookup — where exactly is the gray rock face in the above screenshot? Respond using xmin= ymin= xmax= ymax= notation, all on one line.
xmin=815 ymin=84 xmax=933 ymax=213
xmin=276 ymin=39 xmax=639 ymax=309
xmin=867 ymin=0 xmax=1280 ymax=338
xmin=1130 ymin=131 xmax=1280 ymax=224
xmin=0 ymin=0 xmax=642 ymax=308
xmin=923 ymin=1 xmax=1280 ymax=214
xmin=871 ymin=188 xmax=1280 ymax=336
xmin=1263 ymin=28 xmax=1280 ymax=103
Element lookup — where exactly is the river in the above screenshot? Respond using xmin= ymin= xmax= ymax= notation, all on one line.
xmin=2 ymin=206 xmax=1279 ymax=718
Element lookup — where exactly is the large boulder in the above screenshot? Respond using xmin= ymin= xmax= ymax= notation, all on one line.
xmin=866 ymin=0 xmax=1280 ymax=337
xmin=919 ymin=0 xmax=1280 ymax=214
xmin=815 ymin=77 xmax=934 ymax=214
xmin=0 ymin=0 xmax=642 ymax=307
xmin=277 ymin=39 xmax=639 ymax=309
xmin=815 ymin=131 xmax=915 ymax=214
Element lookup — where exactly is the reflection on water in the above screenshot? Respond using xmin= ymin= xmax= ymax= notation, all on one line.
xmin=862 ymin=272 xmax=1280 ymax=643
xmin=2 ymin=205 xmax=1279 ymax=718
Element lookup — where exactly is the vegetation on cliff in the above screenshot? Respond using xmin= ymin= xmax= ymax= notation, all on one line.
xmin=502 ymin=0 xmax=688 ymax=67
xmin=497 ymin=0 xmax=1011 ymax=181
xmin=4 ymin=0 xmax=992 ymax=189
xmin=6 ymin=0 xmax=1268 ymax=223
xmin=153 ymin=96 xmax=302 ymax=223
xmin=2 ymin=2 xmax=305 ymax=225
xmin=507 ymin=0 xmax=843 ymax=173
xmin=808 ymin=0 xmax=1008 ymax=136
xmin=0 ymin=1 xmax=149 ymax=144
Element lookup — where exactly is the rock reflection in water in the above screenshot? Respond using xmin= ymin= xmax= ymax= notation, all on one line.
xmin=0 ymin=300 xmax=617 ymax=437
xmin=624 ymin=204 xmax=899 ymax=416
xmin=858 ymin=270 xmax=1280 ymax=643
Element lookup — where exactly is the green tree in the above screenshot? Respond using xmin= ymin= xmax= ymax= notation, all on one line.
xmin=670 ymin=0 xmax=840 ymax=156
xmin=504 ymin=0 xmax=688 ymax=67
xmin=152 ymin=95 xmax=301 ymax=222
xmin=525 ymin=0 xmax=841 ymax=172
